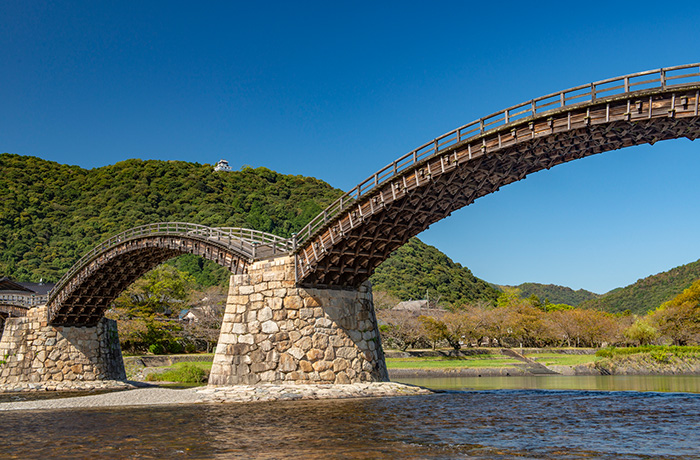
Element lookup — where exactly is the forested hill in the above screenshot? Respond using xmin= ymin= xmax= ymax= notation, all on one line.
xmin=580 ymin=259 xmax=700 ymax=315
xmin=370 ymin=238 xmax=500 ymax=307
xmin=0 ymin=154 xmax=501 ymax=306
xmin=0 ymin=153 xmax=342 ymax=282
xmin=507 ymin=282 xmax=599 ymax=306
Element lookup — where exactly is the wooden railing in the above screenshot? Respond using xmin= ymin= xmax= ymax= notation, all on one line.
xmin=294 ymin=63 xmax=700 ymax=247
xmin=48 ymin=223 xmax=292 ymax=303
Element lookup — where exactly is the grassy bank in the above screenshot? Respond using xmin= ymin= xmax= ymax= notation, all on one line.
xmin=386 ymin=355 xmax=521 ymax=369
xmin=145 ymin=361 xmax=212 ymax=384
xmin=386 ymin=348 xmax=601 ymax=371
xmin=525 ymin=353 xmax=601 ymax=367
xmin=592 ymin=346 xmax=700 ymax=375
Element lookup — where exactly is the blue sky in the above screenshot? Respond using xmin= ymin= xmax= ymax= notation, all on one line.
xmin=3 ymin=1 xmax=700 ymax=293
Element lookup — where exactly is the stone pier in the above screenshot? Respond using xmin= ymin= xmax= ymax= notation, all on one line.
xmin=0 ymin=306 xmax=126 ymax=389
xmin=209 ymin=256 xmax=388 ymax=385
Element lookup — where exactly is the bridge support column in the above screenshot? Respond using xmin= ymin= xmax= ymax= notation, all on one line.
xmin=209 ymin=256 xmax=388 ymax=385
xmin=0 ymin=306 xmax=126 ymax=389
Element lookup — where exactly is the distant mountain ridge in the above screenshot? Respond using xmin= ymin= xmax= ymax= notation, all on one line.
xmin=504 ymin=282 xmax=600 ymax=306
xmin=580 ymin=258 xmax=700 ymax=315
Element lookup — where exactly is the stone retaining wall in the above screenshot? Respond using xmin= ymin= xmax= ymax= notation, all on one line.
xmin=0 ymin=306 xmax=125 ymax=388
xmin=209 ymin=256 xmax=388 ymax=385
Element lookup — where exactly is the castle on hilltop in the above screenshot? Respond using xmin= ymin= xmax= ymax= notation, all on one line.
xmin=213 ymin=159 xmax=232 ymax=172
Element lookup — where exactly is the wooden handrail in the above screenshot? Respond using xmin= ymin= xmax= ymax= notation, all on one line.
xmin=48 ymin=223 xmax=291 ymax=303
xmin=294 ymin=63 xmax=700 ymax=248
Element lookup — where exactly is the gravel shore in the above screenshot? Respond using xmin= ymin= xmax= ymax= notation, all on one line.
xmin=0 ymin=382 xmax=432 ymax=412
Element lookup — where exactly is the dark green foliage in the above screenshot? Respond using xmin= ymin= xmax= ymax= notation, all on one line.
xmin=166 ymin=254 xmax=230 ymax=288
xmin=369 ymin=238 xmax=500 ymax=308
xmin=508 ymin=283 xmax=600 ymax=307
xmin=581 ymin=259 xmax=700 ymax=315
xmin=0 ymin=153 xmax=342 ymax=283
xmin=596 ymin=345 xmax=700 ymax=358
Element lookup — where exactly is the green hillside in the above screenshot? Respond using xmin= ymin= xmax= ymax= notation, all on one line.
xmin=581 ymin=259 xmax=700 ymax=315
xmin=509 ymin=282 xmax=600 ymax=306
xmin=0 ymin=153 xmax=500 ymax=306
xmin=0 ymin=153 xmax=342 ymax=283
xmin=369 ymin=237 xmax=500 ymax=307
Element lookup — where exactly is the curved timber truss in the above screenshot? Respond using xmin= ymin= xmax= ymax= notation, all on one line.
xmin=293 ymin=63 xmax=700 ymax=287
xmin=47 ymin=223 xmax=292 ymax=326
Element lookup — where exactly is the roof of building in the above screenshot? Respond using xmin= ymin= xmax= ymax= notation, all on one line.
xmin=0 ymin=277 xmax=54 ymax=295
xmin=18 ymin=281 xmax=54 ymax=296
xmin=392 ymin=300 xmax=429 ymax=312
xmin=0 ymin=277 xmax=33 ymax=293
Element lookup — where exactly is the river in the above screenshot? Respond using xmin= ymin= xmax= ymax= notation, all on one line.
xmin=1 ymin=376 xmax=699 ymax=459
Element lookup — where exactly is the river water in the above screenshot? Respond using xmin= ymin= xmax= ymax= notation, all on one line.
xmin=1 ymin=376 xmax=699 ymax=459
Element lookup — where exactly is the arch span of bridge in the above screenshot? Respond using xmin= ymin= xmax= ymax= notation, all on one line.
xmin=46 ymin=223 xmax=292 ymax=326
xmin=293 ymin=63 xmax=700 ymax=288
xmin=3 ymin=64 xmax=700 ymax=389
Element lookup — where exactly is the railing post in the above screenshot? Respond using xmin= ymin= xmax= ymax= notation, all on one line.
xmin=591 ymin=83 xmax=596 ymax=101
xmin=661 ymin=69 xmax=666 ymax=89
xmin=624 ymin=77 xmax=629 ymax=93
xmin=292 ymin=233 xmax=298 ymax=285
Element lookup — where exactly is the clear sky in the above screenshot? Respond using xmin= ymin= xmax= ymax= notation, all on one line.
xmin=3 ymin=1 xmax=700 ymax=293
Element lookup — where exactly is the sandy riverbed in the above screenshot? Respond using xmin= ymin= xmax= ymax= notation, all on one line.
xmin=0 ymin=382 xmax=432 ymax=412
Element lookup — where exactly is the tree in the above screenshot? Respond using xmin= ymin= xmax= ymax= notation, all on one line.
xmin=420 ymin=314 xmax=462 ymax=351
xmin=373 ymin=290 xmax=401 ymax=310
xmin=377 ymin=310 xmax=429 ymax=351
xmin=624 ymin=318 xmax=659 ymax=345
xmin=546 ymin=309 xmax=620 ymax=347
xmin=113 ymin=265 xmax=195 ymax=316
xmin=107 ymin=265 xmax=196 ymax=353
xmin=651 ymin=279 xmax=700 ymax=345
xmin=179 ymin=285 xmax=228 ymax=353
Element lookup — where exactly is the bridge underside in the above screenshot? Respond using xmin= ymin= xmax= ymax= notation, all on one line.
xmin=297 ymin=88 xmax=700 ymax=287
xmin=49 ymin=236 xmax=248 ymax=326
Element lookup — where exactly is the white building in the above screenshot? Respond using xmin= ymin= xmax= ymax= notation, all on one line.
xmin=0 ymin=277 xmax=54 ymax=307
xmin=214 ymin=159 xmax=232 ymax=172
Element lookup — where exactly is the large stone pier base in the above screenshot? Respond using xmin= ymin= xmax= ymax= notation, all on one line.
xmin=209 ymin=256 xmax=389 ymax=385
xmin=0 ymin=306 xmax=126 ymax=389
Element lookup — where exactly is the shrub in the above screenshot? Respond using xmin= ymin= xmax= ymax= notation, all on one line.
xmin=149 ymin=343 xmax=166 ymax=355
xmin=149 ymin=363 xmax=207 ymax=383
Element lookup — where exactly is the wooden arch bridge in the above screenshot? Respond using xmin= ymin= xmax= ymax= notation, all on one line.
xmin=47 ymin=223 xmax=292 ymax=325
xmin=46 ymin=63 xmax=700 ymax=327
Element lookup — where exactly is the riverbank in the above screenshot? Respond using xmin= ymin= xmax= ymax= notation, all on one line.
xmin=0 ymin=382 xmax=432 ymax=411
xmin=385 ymin=347 xmax=700 ymax=378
